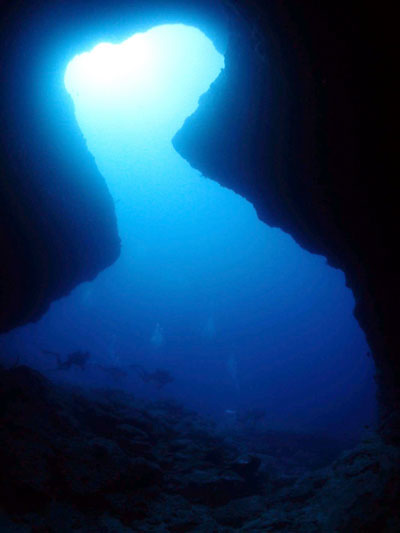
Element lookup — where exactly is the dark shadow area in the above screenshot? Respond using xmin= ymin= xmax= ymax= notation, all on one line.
xmin=1 ymin=364 xmax=398 ymax=531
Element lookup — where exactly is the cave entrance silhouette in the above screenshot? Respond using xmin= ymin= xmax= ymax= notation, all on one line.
xmin=22 ymin=22 xmax=376 ymax=440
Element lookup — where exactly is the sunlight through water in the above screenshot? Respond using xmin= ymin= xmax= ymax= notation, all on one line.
xmin=15 ymin=23 xmax=374 ymax=438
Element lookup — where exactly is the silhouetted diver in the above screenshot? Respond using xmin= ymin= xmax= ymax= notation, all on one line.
xmin=42 ymin=349 xmax=90 ymax=370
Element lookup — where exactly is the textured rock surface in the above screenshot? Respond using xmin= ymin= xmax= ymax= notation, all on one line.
xmin=174 ymin=1 xmax=398 ymax=440
xmin=0 ymin=366 xmax=261 ymax=529
xmin=0 ymin=365 xmax=399 ymax=531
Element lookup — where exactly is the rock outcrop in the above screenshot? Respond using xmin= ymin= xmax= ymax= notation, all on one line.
xmin=174 ymin=1 xmax=399 ymax=440
xmin=0 ymin=2 xmax=398 ymax=528
xmin=0 ymin=365 xmax=399 ymax=531
xmin=0 ymin=0 xmax=227 ymax=332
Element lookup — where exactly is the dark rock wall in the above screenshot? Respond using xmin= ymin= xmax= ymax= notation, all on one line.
xmin=174 ymin=1 xmax=398 ymax=439
xmin=0 ymin=0 xmax=228 ymax=333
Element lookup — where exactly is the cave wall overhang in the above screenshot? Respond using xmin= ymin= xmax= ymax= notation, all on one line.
xmin=173 ymin=1 xmax=399 ymax=440
xmin=0 ymin=0 xmax=229 ymax=333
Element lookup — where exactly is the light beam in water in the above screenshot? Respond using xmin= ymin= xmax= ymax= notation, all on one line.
xmin=65 ymin=35 xmax=156 ymax=95
xmin=64 ymin=24 xmax=224 ymax=132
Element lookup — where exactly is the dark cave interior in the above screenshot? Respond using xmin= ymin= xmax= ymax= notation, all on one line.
xmin=0 ymin=1 xmax=398 ymax=530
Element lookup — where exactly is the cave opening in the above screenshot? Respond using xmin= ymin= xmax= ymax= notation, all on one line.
xmin=3 ymin=23 xmax=376 ymax=444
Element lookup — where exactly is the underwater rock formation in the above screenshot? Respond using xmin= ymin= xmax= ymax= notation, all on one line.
xmin=0 ymin=365 xmax=399 ymax=531
xmin=0 ymin=27 xmax=120 ymax=332
xmin=2 ymin=1 xmax=395 ymax=438
xmin=0 ymin=0 xmax=227 ymax=333
xmin=174 ymin=2 xmax=398 ymax=441
xmin=0 ymin=1 xmax=398 ymax=529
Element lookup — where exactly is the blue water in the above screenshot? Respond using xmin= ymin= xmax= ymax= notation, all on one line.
xmin=1 ymin=24 xmax=376 ymax=440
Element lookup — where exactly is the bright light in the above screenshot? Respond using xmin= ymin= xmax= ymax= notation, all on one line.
xmin=65 ymin=25 xmax=223 ymax=101
xmin=64 ymin=24 xmax=224 ymax=136
xmin=65 ymin=34 xmax=157 ymax=95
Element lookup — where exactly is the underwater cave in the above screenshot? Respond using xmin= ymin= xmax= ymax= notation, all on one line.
xmin=0 ymin=2 xmax=398 ymax=531
xmin=3 ymin=22 xmax=376 ymax=436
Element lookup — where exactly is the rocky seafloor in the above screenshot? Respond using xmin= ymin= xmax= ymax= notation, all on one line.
xmin=0 ymin=365 xmax=399 ymax=532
